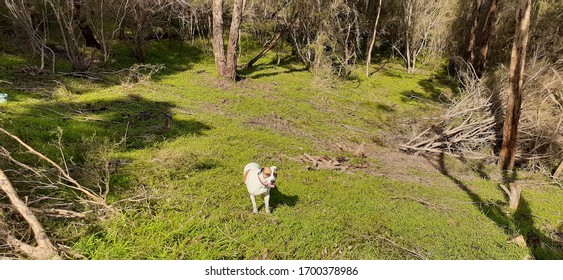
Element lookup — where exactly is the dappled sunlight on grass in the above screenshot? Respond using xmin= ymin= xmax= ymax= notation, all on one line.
xmin=1 ymin=45 xmax=561 ymax=260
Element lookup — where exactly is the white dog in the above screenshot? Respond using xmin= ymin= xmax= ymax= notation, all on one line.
xmin=243 ymin=163 xmax=277 ymax=214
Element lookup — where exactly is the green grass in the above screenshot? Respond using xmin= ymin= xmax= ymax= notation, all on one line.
xmin=0 ymin=41 xmax=561 ymax=260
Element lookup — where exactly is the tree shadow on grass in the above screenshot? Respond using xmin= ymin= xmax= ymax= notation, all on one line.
xmin=1 ymin=93 xmax=211 ymax=164
xmin=399 ymin=90 xmax=441 ymax=104
xmin=395 ymin=62 xmax=462 ymax=104
xmin=239 ymin=65 xmax=308 ymax=80
xmin=415 ymin=73 xmax=461 ymax=104
xmin=239 ymin=56 xmax=308 ymax=80
xmin=425 ymin=153 xmax=563 ymax=259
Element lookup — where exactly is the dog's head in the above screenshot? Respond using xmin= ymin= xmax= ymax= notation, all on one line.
xmin=260 ymin=166 xmax=278 ymax=187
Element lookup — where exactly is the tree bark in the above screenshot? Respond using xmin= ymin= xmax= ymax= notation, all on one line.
xmin=365 ymin=0 xmax=382 ymax=77
xmin=212 ymin=0 xmax=227 ymax=76
xmin=212 ymin=0 xmax=244 ymax=80
xmin=469 ymin=0 xmax=498 ymax=77
xmin=404 ymin=0 xmax=414 ymax=74
xmin=500 ymin=182 xmax=522 ymax=210
xmin=225 ymin=0 xmax=244 ymax=80
xmin=467 ymin=0 xmax=484 ymax=66
xmin=499 ymin=0 xmax=532 ymax=171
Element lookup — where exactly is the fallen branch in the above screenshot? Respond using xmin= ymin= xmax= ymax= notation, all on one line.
xmin=299 ymin=154 xmax=347 ymax=171
xmin=0 ymin=203 xmax=87 ymax=219
xmin=400 ymin=68 xmax=498 ymax=160
xmin=0 ymin=169 xmax=61 ymax=259
xmin=57 ymin=72 xmax=108 ymax=82
xmin=0 ymin=128 xmax=107 ymax=207
xmin=246 ymin=13 xmax=298 ymax=68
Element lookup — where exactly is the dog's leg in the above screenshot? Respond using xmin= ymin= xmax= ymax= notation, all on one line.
xmin=250 ymin=194 xmax=258 ymax=214
xmin=264 ymin=193 xmax=271 ymax=214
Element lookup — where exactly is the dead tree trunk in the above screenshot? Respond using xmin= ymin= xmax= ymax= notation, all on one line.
xmin=468 ymin=0 xmax=498 ymax=77
xmin=211 ymin=0 xmax=244 ymax=80
xmin=365 ymin=0 xmax=382 ymax=77
xmin=499 ymin=0 xmax=532 ymax=171
xmin=0 ymin=169 xmax=60 ymax=259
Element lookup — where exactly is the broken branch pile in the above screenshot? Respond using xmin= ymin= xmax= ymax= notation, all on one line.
xmin=297 ymin=153 xmax=369 ymax=171
xmin=400 ymin=83 xmax=497 ymax=160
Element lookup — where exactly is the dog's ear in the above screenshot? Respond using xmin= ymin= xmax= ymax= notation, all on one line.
xmin=260 ymin=167 xmax=264 ymax=174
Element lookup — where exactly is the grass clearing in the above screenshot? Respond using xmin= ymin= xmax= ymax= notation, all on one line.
xmin=0 ymin=41 xmax=561 ymax=259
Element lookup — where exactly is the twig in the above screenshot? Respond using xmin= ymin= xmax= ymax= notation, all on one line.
xmin=216 ymin=224 xmax=248 ymax=249
xmin=373 ymin=234 xmax=426 ymax=260
xmin=391 ymin=196 xmax=452 ymax=211
xmin=0 ymin=203 xmax=87 ymax=219
xmin=0 ymin=128 xmax=107 ymax=206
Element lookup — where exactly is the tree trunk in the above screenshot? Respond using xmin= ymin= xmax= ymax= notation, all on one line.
xmin=470 ymin=0 xmax=498 ymax=77
xmin=404 ymin=1 xmax=413 ymax=74
xmin=212 ymin=0 xmax=244 ymax=80
xmin=365 ymin=0 xmax=382 ymax=77
xmin=225 ymin=0 xmax=244 ymax=80
xmin=211 ymin=0 xmax=227 ymax=76
xmin=499 ymin=0 xmax=532 ymax=171
xmin=467 ymin=0 xmax=484 ymax=66
xmin=500 ymin=182 xmax=522 ymax=210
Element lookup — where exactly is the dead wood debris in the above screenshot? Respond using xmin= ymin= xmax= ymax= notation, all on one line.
xmin=1 ymin=169 xmax=61 ymax=259
xmin=297 ymin=153 xmax=369 ymax=171
xmin=0 ymin=127 xmax=117 ymax=259
xmin=0 ymin=203 xmax=87 ymax=219
xmin=335 ymin=142 xmax=366 ymax=158
xmin=399 ymin=90 xmax=497 ymax=160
